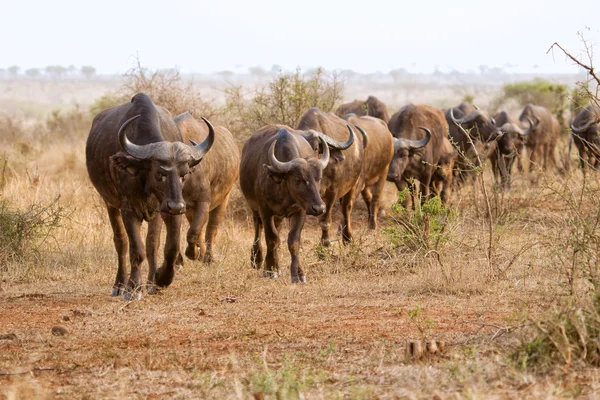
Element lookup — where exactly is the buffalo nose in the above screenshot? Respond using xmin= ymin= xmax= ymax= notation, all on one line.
xmin=167 ymin=201 xmax=186 ymax=214
xmin=312 ymin=204 xmax=326 ymax=215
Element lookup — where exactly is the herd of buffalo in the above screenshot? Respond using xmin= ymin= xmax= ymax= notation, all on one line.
xmin=85 ymin=93 xmax=600 ymax=299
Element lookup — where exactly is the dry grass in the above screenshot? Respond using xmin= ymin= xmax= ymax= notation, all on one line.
xmin=1 ymin=80 xmax=600 ymax=399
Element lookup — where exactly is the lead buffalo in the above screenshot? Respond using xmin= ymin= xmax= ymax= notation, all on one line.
xmin=297 ymin=108 xmax=362 ymax=246
xmin=173 ymin=112 xmax=240 ymax=263
xmin=386 ymin=104 xmax=445 ymax=206
xmin=86 ymin=93 xmax=214 ymax=299
xmin=345 ymin=114 xmax=394 ymax=229
xmin=446 ymin=103 xmax=502 ymax=185
xmin=240 ymin=125 xmax=330 ymax=282
xmin=570 ymin=104 xmax=600 ymax=171
xmin=336 ymin=96 xmax=391 ymax=123
xmin=487 ymin=111 xmax=531 ymax=190
xmin=519 ymin=104 xmax=560 ymax=172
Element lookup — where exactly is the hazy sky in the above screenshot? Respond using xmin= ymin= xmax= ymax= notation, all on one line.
xmin=2 ymin=0 xmax=599 ymax=75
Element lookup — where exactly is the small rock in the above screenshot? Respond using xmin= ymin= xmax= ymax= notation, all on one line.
xmin=51 ymin=326 xmax=68 ymax=336
xmin=62 ymin=315 xmax=71 ymax=321
xmin=0 ymin=333 xmax=17 ymax=341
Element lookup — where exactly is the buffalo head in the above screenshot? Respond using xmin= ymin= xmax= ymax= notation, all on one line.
xmin=263 ymin=129 xmax=330 ymax=216
xmin=386 ymin=127 xmax=431 ymax=184
xmin=111 ymin=114 xmax=215 ymax=215
xmin=450 ymin=108 xmax=502 ymax=142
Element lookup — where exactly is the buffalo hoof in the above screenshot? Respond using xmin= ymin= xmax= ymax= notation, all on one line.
xmin=203 ymin=252 xmax=213 ymax=264
xmin=263 ymin=270 xmax=279 ymax=279
xmin=320 ymin=238 xmax=331 ymax=247
xmin=111 ymin=287 xmax=124 ymax=297
xmin=147 ymin=285 xmax=159 ymax=295
xmin=291 ymin=276 xmax=306 ymax=284
xmin=185 ymin=244 xmax=199 ymax=261
xmin=123 ymin=291 xmax=142 ymax=301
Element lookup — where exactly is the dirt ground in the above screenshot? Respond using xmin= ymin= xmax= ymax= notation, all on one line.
xmin=1 ymin=77 xmax=599 ymax=398
xmin=1 ymin=177 xmax=599 ymax=399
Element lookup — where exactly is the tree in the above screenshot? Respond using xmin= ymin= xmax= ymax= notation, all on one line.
xmin=45 ymin=65 xmax=68 ymax=79
xmin=25 ymin=68 xmax=40 ymax=79
xmin=81 ymin=65 xmax=96 ymax=79
xmin=7 ymin=65 xmax=19 ymax=77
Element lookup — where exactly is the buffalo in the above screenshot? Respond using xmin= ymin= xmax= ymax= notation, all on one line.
xmin=430 ymin=137 xmax=458 ymax=203
xmin=297 ymin=108 xmax=362 ymax=246
xmin=173 ymin=112 xmax=240 ymax=264
xmin=240 ymin=125 xmax=330 ymax=282
xmin=86 ymin=93 xmax=214 ymax=299
xmin=519 ymin=104 xmax=560 ymax=173
xmin=570 ymin=104 xmax=600 ymax=171
xmin=344 ymin=114 xmax=394 ymax=229
xmin=336 ymin=96 xmax=391 ymax=123
xmin=487 ymin=111 xmax=531 ymax=190
xmin=386 ymin=104 xmax=445 ymax=206
xmin=446 ymin=103 xmax=502 ymax=185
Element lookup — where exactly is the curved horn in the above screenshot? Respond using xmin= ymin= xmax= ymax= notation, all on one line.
xmin=118 ymin=114 xmax=154 ymax=159
xmin=318 ymin=125 xmax=355 ymax=150
xmin=473 ymin=104 xmax=480 ymax=111
xmin=354 ymin=125 xmax=369 ymax=149
xmin=268 ymin=138 xmax=294 ymax=173
xmin=318 ymin=135 xmax=330 ymax=168
xmin=189 ymin=117 xmax=215 ymax=164
xmin=449 ymin=108 xmax=466 ymax=125
xmin=393 ymin=127 xmax=431 ymax=151
xmin=571 ymin=118 xmax=596 ymax=133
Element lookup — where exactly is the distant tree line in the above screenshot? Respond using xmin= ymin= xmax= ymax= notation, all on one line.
xmin=0 ymin=65 xmax=97 ymax=79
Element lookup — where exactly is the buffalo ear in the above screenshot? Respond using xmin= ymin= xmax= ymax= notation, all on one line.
xmin=329 ymin=149 xmax=345 ymax=163
xmin=263 ymin=164 xmax=285 ymax=184
xmin=111 ymin=152 xmax=150 ymax=176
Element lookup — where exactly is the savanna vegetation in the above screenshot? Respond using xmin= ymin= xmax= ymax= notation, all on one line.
xmin=1 ymin=42 xmax=599 ymax=398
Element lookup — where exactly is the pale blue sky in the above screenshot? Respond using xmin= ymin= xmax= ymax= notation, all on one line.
xmin=2 ymin=0 xmax=599 ymax=74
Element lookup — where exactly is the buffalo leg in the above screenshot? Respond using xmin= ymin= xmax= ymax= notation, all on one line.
xmin=106 ymin=206 xmax=128 ymax=297
xmin=155 ymin=214 xmax=182 ymax=288
xmin=261 ymin=208 xmax=281 ymax=278
xmin=185 ymin=202 xmax=210 ymax=261
xmin=145 ymin=215 xmax=162 ymax=294
xmin=319 ymin=191 xmax=337 ymax=247
xmin=121 ymin=211 xmax=145 ymax=300
xmin=288 ymin=212 xmax=306 ymax=283
xmin=527 ymin=146 xmax=536 ymax=173
xmin=251 ymin=210 xmax=264 ymax=269
xmin=369 ymin=175 xmax=386 ymax=229
xmin=339 ymin=188 xmax=355 ymax=245
xmin=204 ymin=194 xmax=230 ymax=264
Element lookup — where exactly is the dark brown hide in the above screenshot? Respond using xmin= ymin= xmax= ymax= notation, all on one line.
xmin=172 ymin=113 xmax=240 ymax=264
xmin=345 ymin=115 xmax=394 ymax=229
xmin=519 ymin=104 xmax=561 ymax=172
xmin=336 ymin=96 xmax=391 ymax=123
xmin=431 ymin=137 xmax=457 ymax=203
xmin=570 ymin=104 xmax=600 ymax=171
xmin=446 ymin=103 xmax=501 ymax=185
xmin=487 ymin=111 xmax=527 ymax=190
xmin=387 ymin=104 xmax=447 ymax=207
xmin=86 ymin=93 xmax=214 ymax=298
xmin=240 ymin=125 xmax=329 ymax=282
xmin=297 ymin=108 xmax=364 ymax=246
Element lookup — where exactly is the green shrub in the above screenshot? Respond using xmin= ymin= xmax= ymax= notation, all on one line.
xmin=499 ymin=79 xmax=569 ymax=129
xmin=0 ymin=196 xmax=67 ymax=262
xmin=384 ymin=190 xmax=454 ymax=251
xmin=222 ymin=67 xmax=344 ymax=143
